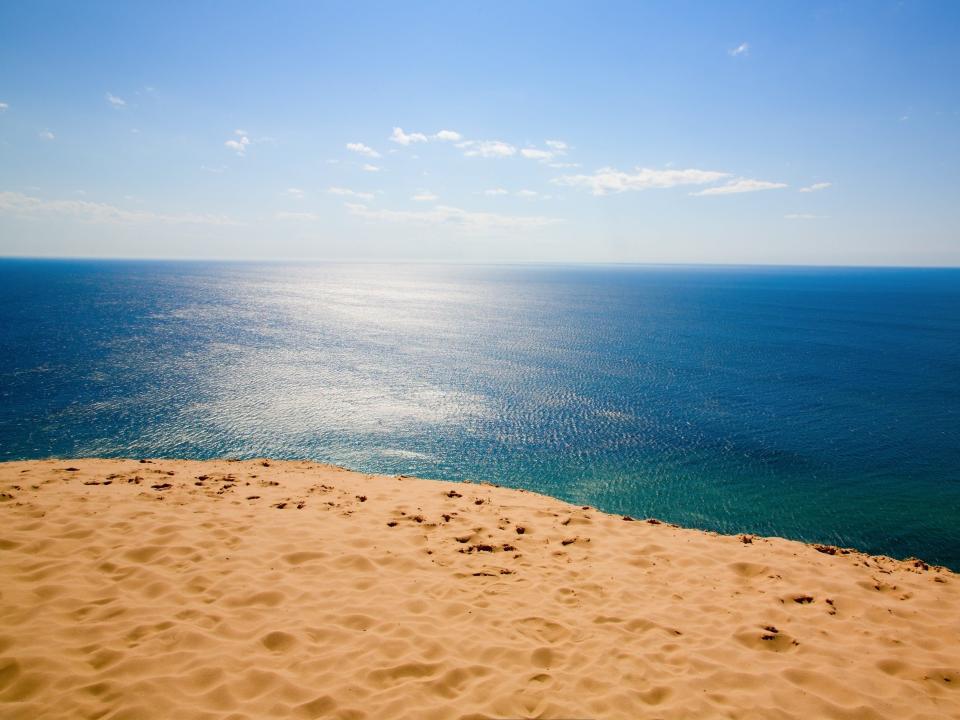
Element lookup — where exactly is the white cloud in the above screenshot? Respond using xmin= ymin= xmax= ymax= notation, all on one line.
xmin=457 ymin=139 xmax=516 ymax=158
xmin=390 ymin=127 xmax=428 ymax=145
xmin=785 ymin=213 xmax=828 ymax=220
xmin=346 ymin=142 xmax=380 ymax=158
xmin=412 ymin=190 xmax=438 ymax=202
xmin=554 ymin=167 xmax=729 ymax=196
xmin=285 ymin=187 xmax=305 ymax=199
xmin=362 ymin=164 xmax=381 ymax=172
xmin=521 ymin=140 xmax=569 ymax=162
xmin=433 ymin=130 xmax=462 ymax=142
xmin=548 ymin=162 xmax=580 ymax=169
xmin=729 ymin=42 xmax=749 ymax=57
xmin=344 ymin=202 xmax=559 ymax=230
xmin=520 ymin=148 xmax=554 ymax=161
xmin=0 ymin=102 xmax=8 ymax=113
xmin=0 ymin=191 xmax=236 ymax=225
xmin=200 ymin=164 xmax=226 ymax=173
xmin=224 ymin=138 xmax=248 ymax=154
xmin=483 ymin=188 xmax=509 ymax=196
xmin=516 ymin=189 xmax=540 ymax=198
xmin=276 ymin=211 xmax=319 ymax=221
xmin=105 ymin=92 xmax=126 ymax=107
xmin=520 ymin=140 xmax=574 ymax=162
xmin=691 ymin=178 xmax=787 ymax=196
xmin=328 ymin=186 xmax=375 ymax=202
xmin=799 ymin=182 xmax=832 ymax=193
xmin=225 ymin=129 xmax=250 ymax=156
xmin=39 ymin=130 xmax=55 ymax=141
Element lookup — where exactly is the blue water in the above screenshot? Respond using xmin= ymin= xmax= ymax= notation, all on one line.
xmin=1 ymin=260 xmax=958 ymax=567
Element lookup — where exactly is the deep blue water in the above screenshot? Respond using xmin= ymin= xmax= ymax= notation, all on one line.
xmin=1 ymin=260 xmax=958 ymax=567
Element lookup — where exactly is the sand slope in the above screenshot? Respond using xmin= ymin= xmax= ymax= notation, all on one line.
xmin=0 ymin=459 xmax=957 ymax=719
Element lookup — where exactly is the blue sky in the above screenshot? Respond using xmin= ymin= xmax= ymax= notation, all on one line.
xmin=1 ymin=1 xmax=958 ymax=265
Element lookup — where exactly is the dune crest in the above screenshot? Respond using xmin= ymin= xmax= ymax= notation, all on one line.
xmin=0 ymin=458 xmax=957 ymax=719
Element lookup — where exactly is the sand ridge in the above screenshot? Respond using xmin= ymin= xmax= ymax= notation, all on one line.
xmin=0 ymin=458 xmax=957 ymax=719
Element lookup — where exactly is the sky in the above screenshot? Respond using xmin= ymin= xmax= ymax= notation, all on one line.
xmin=0 ymin=1 xmax=958 ymax=265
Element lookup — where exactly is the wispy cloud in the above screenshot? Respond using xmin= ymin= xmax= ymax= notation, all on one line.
xmin=105 ymin=92 xmax=126 ymax=107
xmin=785 ymin=213 xmax=828 ymax=220
xmin=225 ymin=129 xmax=250 ymax=156
xmin=346 ymin=142 xmax=381 ymax=158
xmin=520 ymin=148 xmax=554 ymax=161
xmin=456 ymin=139 xmax=517 ymax=158
xmin=344 ymin=202 xmax=559 ymax=230
xmin=285 ymin=187 xmax=305 ymax=199
xmin=200 ymin=164 xmax=227 ymax=173
xmin=799 ymin=182 xmax=832 ymax=193
xmin=412 ymin=190 xmax=438 ymax=202
xmin=691 ymin=178 xmax=787 ymax=196
xmin=729 ymin=42 xmax=749 ymax=57
xmin=521 ymin=139 xmax=569 ymax=162
xmin=362 ymin=163 xmax=381 ymax=172
xmin=328 ymin=186 xmax=375 ymax=202
xmin=0 ymin=191 xmax=236 ymax=225
xmin=481 ymin=187 xmax=549 ymax=199
xmin=390 ymin=127 xmax=428 ymax=145
xmin=39 ymin=130 xmax=55 ymax=141
xmin=554 ymin=167 xmax=729 ymax=196
xmin=276 ymin=211 xmax=319 ymax=221
xmin=433 ymin=130 xmax=462 ymax=142
xmin=0 ymin=102 xmax=8 ymax=113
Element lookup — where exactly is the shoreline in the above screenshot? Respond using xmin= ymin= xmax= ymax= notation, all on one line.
xmin=3 ymin=454 xmax=951 ymax=571
xmin=1 ymin=457 xmax=958 ymax=718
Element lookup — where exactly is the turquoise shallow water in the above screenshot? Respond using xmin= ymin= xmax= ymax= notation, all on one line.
xmin=1 ymin=260 xmax=958 ymax=567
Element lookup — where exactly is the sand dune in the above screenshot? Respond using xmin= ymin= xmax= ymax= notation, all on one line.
xmin=0 ymin=459 xmax=957 ymax=719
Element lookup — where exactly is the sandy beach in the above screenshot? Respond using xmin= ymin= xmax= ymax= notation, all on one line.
xmin=0 ymin=458 xmax=957 ymax=719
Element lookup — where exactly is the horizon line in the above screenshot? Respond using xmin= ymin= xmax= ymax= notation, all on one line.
xmin=0 ymin=255 xmax=958 ymax=271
